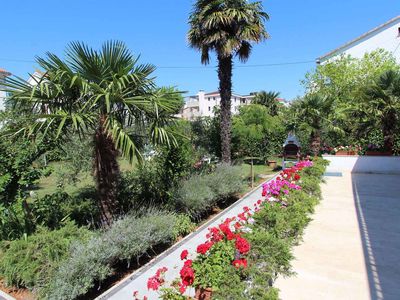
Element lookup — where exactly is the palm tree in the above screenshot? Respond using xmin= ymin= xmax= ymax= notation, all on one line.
xmin=295 ymin=94 xmax=336 ymax=156
xmin=363 ymin=69 xmax=400 ymax=152
xmin=3 ymin=41 xmax=182 ymax=225
xmin=188 ymin=0 xmax=269 ymax=163
xmin=252 ymin=90 xmax=281 ymax=115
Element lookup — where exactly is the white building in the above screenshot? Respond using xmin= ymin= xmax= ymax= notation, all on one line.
xmin=318 ymin=15 xmax=400 ymax=63
xmin=180 ymin=90 xmax=255 ymax=120
xmin=0 ymin=68 xmax=12 ymax=111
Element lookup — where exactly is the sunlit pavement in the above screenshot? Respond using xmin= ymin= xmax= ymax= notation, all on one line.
xmin=275 ymin=172 xmax=400 ymax=300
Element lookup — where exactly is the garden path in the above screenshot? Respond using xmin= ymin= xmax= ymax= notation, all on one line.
xmin=275 ymin=172 xmax=400 ymax=300
xmin=96 ymin=176 xmax=276 ymax=300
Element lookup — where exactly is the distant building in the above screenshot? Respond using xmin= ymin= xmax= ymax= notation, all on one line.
xmin=0 ymin=68 xmax=12 ymax=111
xmin=317 ymin=15 xmax=400 ymax=63
xmin=180 ymin=90 xmax=255 ymax=120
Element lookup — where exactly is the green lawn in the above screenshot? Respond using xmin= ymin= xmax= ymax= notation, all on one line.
xmin=239 ymin=156 xmax=282 ymax=185
xmin=35 ymin=158 xmax=136 ymax=198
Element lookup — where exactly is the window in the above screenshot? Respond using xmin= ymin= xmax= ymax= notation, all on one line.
xmin=398 ymin=27 xmax=400 ymax=37
xmin=208 ymin=106 xmax=211 ymax=111
xmin=213 ymin=97 xmax=215 ymax=100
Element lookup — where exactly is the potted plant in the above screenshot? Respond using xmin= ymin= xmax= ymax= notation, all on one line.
xmin=364 ymin=144 xmax=392 ymax=156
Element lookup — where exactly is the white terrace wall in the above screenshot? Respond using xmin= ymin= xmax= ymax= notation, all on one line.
xmin=323 ymin=155 xmax=400 ymax=174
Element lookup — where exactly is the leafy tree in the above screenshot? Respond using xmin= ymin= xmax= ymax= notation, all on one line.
xmin=302 ymin=49 xmax=399 ymax=147
xmin=3 ymin=41 xmax=182 ymax=225
xmin=232 ymin=104 xmax=284 ymax=159
xmin=188 ymin=0 xmax=269 ymax=163
xmin=252 ymin=90 xmax=281 ymax=116
xmin=362 ymin=69 xmax=400 ymax=152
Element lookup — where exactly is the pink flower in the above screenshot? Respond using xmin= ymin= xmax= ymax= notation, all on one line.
xmin=147 ymin=276 xmax=161 ymax=291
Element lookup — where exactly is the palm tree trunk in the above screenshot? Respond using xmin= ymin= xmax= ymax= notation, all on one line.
xmin=382 ymin=113 xmax=395 ymax=153
xmin=94 ymin=115 xmax=120 ymax=226
xmin=217 ymin=54 xmax=233 ymax=164
xmin=310 ymin=130 xmax=321 ymax=156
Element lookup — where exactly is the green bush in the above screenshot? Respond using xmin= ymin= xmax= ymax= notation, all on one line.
xmin=173 ymin=165 xmax=244 ymax=218
xmin=174 ymin=175 xmax=215 ymax=217
xmin=0 ymin=221 xmax=91 ymax=290
xmin=172 ymin=213 xmax=197 ymax=239
xmin=43 ymin=209 xmax=178 ymax=300
xmin=32 ymin=190 xmax=100 ymax=229
xmin=206 ymin=164 xmax=245 ymax=199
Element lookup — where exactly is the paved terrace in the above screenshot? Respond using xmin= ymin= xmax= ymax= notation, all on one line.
xmin=97 ymin=176 xmax=275 ymax=300
xmin=276 ymin=172 xmax=400 ymax=300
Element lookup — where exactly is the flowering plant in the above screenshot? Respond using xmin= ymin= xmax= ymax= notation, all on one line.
xmin=137 ymin=160 xmax=313 ymax=299
xmin=332 ymin=145 xmax=361 ymax=154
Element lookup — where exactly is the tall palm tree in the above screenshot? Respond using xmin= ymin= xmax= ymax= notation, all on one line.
xmin=363 ymin=69 xmax=400 ymax=152
xmin=252 ymin=90 xmax=281 ymax=116
xmin=3 ymin=41 xmax=182 ymax=225
xmin=188 ymin=0 xmax=269 ymax=163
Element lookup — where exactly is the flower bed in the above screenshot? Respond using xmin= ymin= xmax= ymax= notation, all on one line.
xmin=333 ymin=145 xmax=361 ymax=156
xmin=133 ymin=158 xmax=328 ymax=300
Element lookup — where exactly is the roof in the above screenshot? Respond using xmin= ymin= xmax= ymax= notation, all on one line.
xmin=0 ymin=68 xmax=11 ymax=76
xmin=204 ymin=90 xmax=249 ymax=98
xmin=318 ymin=15 xmax=400 ymax=62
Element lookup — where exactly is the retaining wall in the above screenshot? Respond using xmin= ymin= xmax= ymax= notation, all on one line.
xmin=323 ymin=155 xmax=400 ymax=174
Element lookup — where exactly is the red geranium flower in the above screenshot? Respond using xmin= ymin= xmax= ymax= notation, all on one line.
xmin=235 ymin=236 xmax=250 ymax=254
xmin=197 ymin=241 xmax=213 ymax=255
xmin=179 ymin=282 xmax=187 ymax=294
xmin=233 ymin=258 xmax=247 ymax=269
xmin=180 ymin=265 xmax=195 ymax=286
xmin=180 ymin=249 xmax=188 ymax=260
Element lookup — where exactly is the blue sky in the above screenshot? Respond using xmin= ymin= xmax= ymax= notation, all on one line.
xmin=1 ymin=0 xmax=399 ymax=100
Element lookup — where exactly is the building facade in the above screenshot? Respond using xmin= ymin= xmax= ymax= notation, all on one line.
xmin=318 ymin=15 xmax=400 ymax=63
xmin=0 ymin=68 xmax=11 ymax=111
xmin=180 ymin=90 xmax=255 ymax=120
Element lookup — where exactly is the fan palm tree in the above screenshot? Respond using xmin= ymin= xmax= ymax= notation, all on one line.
xmin=188 ymin=0 xmax=269 ymax=163
xmin=363 ymin=69 xmax=400 ymax=152
xmin=295 ymin=94 xmax=337 ymax=156
xmin=3 ymin=41 xmax=182 ymax=225
xmin=252 ymin=90 xmax=281 ymax=116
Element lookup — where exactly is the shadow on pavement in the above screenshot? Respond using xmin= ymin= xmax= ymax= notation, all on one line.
xmin=351 ymin=172 xmax=400 ymax=300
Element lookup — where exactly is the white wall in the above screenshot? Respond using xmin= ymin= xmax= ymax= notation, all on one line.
xmin=322 ymin=18 xmax=400 ymax=63
xmin=323 ymin=155 xmax=400 ymax=174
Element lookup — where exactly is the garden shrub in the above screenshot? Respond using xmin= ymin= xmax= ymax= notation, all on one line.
xmin=174 ymin=175 xmax=215 ymax=217
xmin=173 ymin=164 xmax=244 ymax=218
xmin=172 ymin=213 xmax=197 ymax=239
xmin=43 ymin=209 xmax=178 ymax=300
xmin=205 ymin=164 xmax=245 ymax=200
xmin=0 ymin=221 xmax=91 ymax=290
xmin=32 ymin=189 xmax=100 ymax=229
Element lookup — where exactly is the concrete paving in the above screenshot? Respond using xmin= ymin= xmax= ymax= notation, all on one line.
xmin=97 ymin=177 xmax=274 ymax=300
xmin=275 ymin=172 xmax=400 ymax=300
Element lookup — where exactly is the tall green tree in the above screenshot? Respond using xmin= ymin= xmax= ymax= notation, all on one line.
xmin=252 ymin=90 xmax=281 ymax=116
xmin=3 ymin=41 xmax=182 ymax=225
xmin=363 ymin=69 xmax=400 ymax=152
xmin=188 ymin=0 xmax=269 ymax=163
